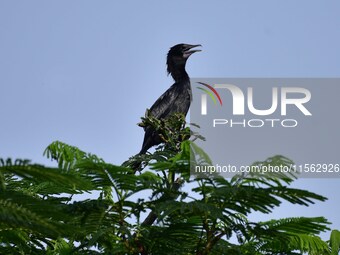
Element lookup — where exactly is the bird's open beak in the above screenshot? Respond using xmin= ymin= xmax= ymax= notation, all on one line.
xmin=184 ymin=44 xmax=202 ymax=58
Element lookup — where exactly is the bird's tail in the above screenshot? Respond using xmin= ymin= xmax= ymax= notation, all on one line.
xmin=121 ymin=151 xmax=146 ymax=173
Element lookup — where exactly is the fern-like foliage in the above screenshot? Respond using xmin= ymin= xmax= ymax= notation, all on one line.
xmin=0 ymin=113 xmax=338 ymax=254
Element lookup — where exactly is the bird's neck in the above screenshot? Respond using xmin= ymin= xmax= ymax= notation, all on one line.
xmin=170 ymin=66 xmax=189 ymax=83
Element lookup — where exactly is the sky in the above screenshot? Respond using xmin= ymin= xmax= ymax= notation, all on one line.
xmin=1 ymin=0 xmax=340 ymax=241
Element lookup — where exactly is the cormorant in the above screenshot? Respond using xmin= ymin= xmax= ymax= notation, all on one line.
xmin=139 ymin=43 xmax=201 ymax=154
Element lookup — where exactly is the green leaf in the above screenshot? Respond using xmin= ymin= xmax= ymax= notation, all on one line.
xmin=330 ymin=229 xmax=340 ymax=255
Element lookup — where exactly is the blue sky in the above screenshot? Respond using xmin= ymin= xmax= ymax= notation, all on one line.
xmin=1 ymin=1 xmax=340 ymax=240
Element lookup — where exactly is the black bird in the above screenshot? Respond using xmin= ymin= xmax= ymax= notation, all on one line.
xmin=139 ymin=43 xmax=201 ymax=155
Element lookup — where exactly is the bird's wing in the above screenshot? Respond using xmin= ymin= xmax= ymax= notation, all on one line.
xmin=149 ymin=83 xmax=181 ymax=119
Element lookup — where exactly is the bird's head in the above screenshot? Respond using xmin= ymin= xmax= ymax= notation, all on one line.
xmin=167 ymin=43 xmax=201 ymax=78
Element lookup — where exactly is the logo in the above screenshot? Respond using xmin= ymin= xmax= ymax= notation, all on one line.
xmin=196 ymin=82 xmax=223 ymax=115
xmin=196 ymin=82 xmax=312 ymax=128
